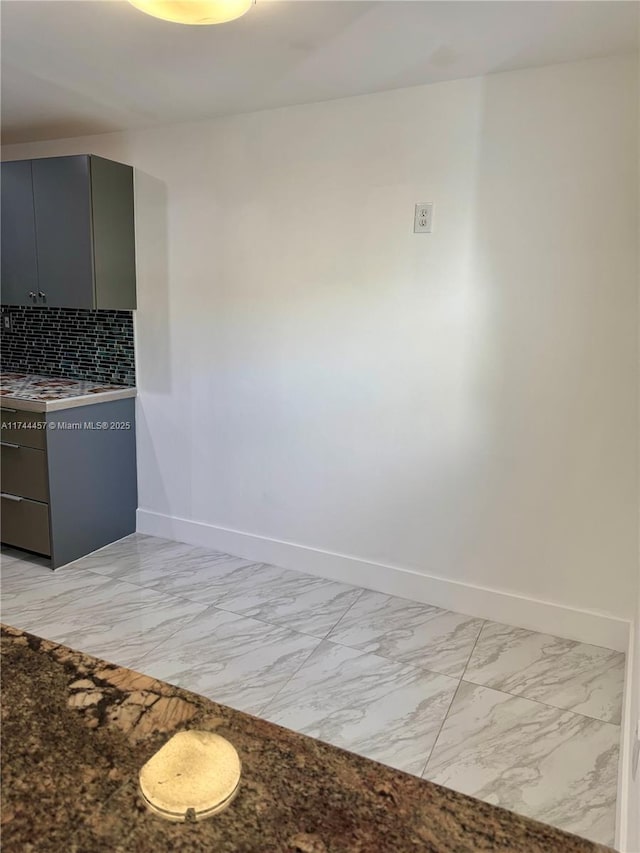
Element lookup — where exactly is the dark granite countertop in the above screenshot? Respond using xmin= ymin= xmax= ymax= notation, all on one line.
xmin=0 ymin=625 xmax=614 ymax=853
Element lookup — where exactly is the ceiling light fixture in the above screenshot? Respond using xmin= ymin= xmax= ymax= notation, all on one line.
xmin=128 ymin=0 xmax=253 ymax=25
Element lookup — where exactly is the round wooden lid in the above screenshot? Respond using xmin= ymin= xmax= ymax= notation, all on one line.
xmin=139 ymin=730 xmax=241 ymax=822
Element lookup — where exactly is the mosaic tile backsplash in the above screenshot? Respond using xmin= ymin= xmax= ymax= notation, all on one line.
xmin=0 ymin=306 xmax=135 ymax=386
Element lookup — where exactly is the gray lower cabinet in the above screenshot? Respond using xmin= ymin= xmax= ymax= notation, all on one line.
xmin=1 ymin=443 xmax=49 ymax=502
xmin=1 ymin=154 xmax=136 ymax=309
xmin=1 ymin=494 xmax=51 ymax=556
xmin=0 ymin=398 xmax=137 ymax=569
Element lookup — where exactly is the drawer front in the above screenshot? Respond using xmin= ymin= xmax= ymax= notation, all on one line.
xmin=0 ymin=493 xmax=50 ymax=555
xmin=0 ymin=408 xmax=46 ymax=450
xmin=0 ymin=443 xmax=49 ymax=502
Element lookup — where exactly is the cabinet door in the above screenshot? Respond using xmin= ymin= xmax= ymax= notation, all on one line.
xmin=32 ymin=155 xmax=94 ymax=308
xmin=0 ymin=160 xmax=39 ymax=306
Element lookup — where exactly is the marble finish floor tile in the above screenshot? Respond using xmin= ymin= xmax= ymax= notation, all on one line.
xmin=1 ymin=545 xmax=51 ymax=571
xmin=11 ymin=575 xmax=207 ymax=671
xmin=423 ymin=681 xmax=619 ymax=846
xmin=47 ymin=532 xmax=177 ymax=578
xmin=128 ymin=607 xmax=320 ymax=715
xmin=68 ymin=533 xmax=256 ymax=591
xmin=327 ymin=589 xmax=484 ymax=677
xmin=1 ymin=557 xmax=119 ymax=632
xmin=193 ymin=563 xmax=363 ymax=639
xmin=261 ymin=640 xmax=459 ymax=775
xmin=464 ymin=622 xmax=625 ymax=724
xmin=72 ymin=535 xmax=361 ymax=639
xmin=1 ymin=538 xmax=624 ymax=845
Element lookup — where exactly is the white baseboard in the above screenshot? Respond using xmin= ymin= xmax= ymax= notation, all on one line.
xmin=616 ymin=621 xmax=639 ymax=852
xmin=137 ymin=508 xmax=630 ymax=653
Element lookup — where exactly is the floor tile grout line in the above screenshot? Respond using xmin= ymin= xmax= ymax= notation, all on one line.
xmin=119 ymin=606 xmax=212 ymax=674
xmin=419 ymin=677 xmax=463 ymax=780
xmin=96 ymin=601 xmax=321 ymax=674
xmin=71 ymin=556 xmax=365 ymax=637
xmin=458 ymin=676 xmax=623 ymax=728
xmin=321 ymin=595 xmax=494 ymax=679
xmin=256 ymin=637 xmax=325 ymax=720
xmin=9 ymin=598 xmax=210 ymax=677
xmin=118 ymin=570 xmax=369 ymax=646
xmin=323 ymin=587 xmax=367 ymax=643
xmin=420 ymin=620 xmax=488 ymax=779
xmin=323 ymin=580 xmax=488 ymax=630
xmin=322 ymin=634 xmax=466 ymax=682
xmin=322 ymin=599 xmax=487 ymax=680
xmin=74 ymin=560 xmax=259 ymax=601
xmin=457 ymin=621 xmax=622 ymax=726
xmin=189 ymin=600 xmax=361 ymax=644
xmin=195 ymin=584 xmax=367 ymax=641
xmin=81 ymin=571 xmax=224 ymax=611
xmin=1 ymin=570 xmax=211 ymax=633
xmin=206 ymin=602 xmax=328 ymax=639
xmin=458 ymin=619 xmax=487 ymax=683
xmin=257 ymin=588 xmax=373 ymax=719
xmin=50 ymin=556 xmax=297 ymax=616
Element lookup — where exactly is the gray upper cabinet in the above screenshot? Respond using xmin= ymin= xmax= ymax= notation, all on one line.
xmin=32 ymin=155 xmax=95 ymax=308
xmin=0 ymin=160 xmax=39 ymax=306
xmin=89 ymin=156 xmax=137 ymax=310
xmin=1 ymin=154 xmax=136 ymax=309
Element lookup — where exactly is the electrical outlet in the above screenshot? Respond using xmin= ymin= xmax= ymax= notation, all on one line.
xmin=414 ymin=202 xmax=433 ymax=233
xmin=2 ymin=313 xmax=13 ymax=332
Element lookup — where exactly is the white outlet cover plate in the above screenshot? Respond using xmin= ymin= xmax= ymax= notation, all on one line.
xmin=414 ymin=202 xmax=433 ymax=233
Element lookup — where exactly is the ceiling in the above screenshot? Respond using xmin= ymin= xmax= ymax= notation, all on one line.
xmin=2 ymin=0 xmax=638 ymax=145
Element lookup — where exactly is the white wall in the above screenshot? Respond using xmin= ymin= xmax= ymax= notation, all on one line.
xmin=3 ymin=54 xmax=638 ymax=642
xmin=618 ymin=69 xmax=640 ymax=848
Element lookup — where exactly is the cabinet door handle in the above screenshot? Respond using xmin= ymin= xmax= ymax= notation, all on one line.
xmin=28 ymin=291 xmax=36 ymax=300
xmin=0 ymin=442 xmax=20 ymax=449
xmin=38 ymin=292 xmax=46 ymax=299
xmin=1 ymin=493 xmax=23 ymax=502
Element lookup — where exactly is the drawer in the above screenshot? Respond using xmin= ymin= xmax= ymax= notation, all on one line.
xmin=1 ymin=443 xmax=49 ymax=502
xmin=0 ymin=407 xmax=46 ymax=450
xmin=0 ymin=493 xmax=50 ymax=556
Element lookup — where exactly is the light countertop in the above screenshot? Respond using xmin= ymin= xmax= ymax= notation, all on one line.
xmin=0 ymin=371 xmax=136 ymax=412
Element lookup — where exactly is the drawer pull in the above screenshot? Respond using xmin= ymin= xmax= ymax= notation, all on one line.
xmin=1 ymin=408 xmax=17 ymax=414
xmin=1 ymin=493 xmax=23 ymax=502
xmin=0 ymin=442 xmax=20 ymax=449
